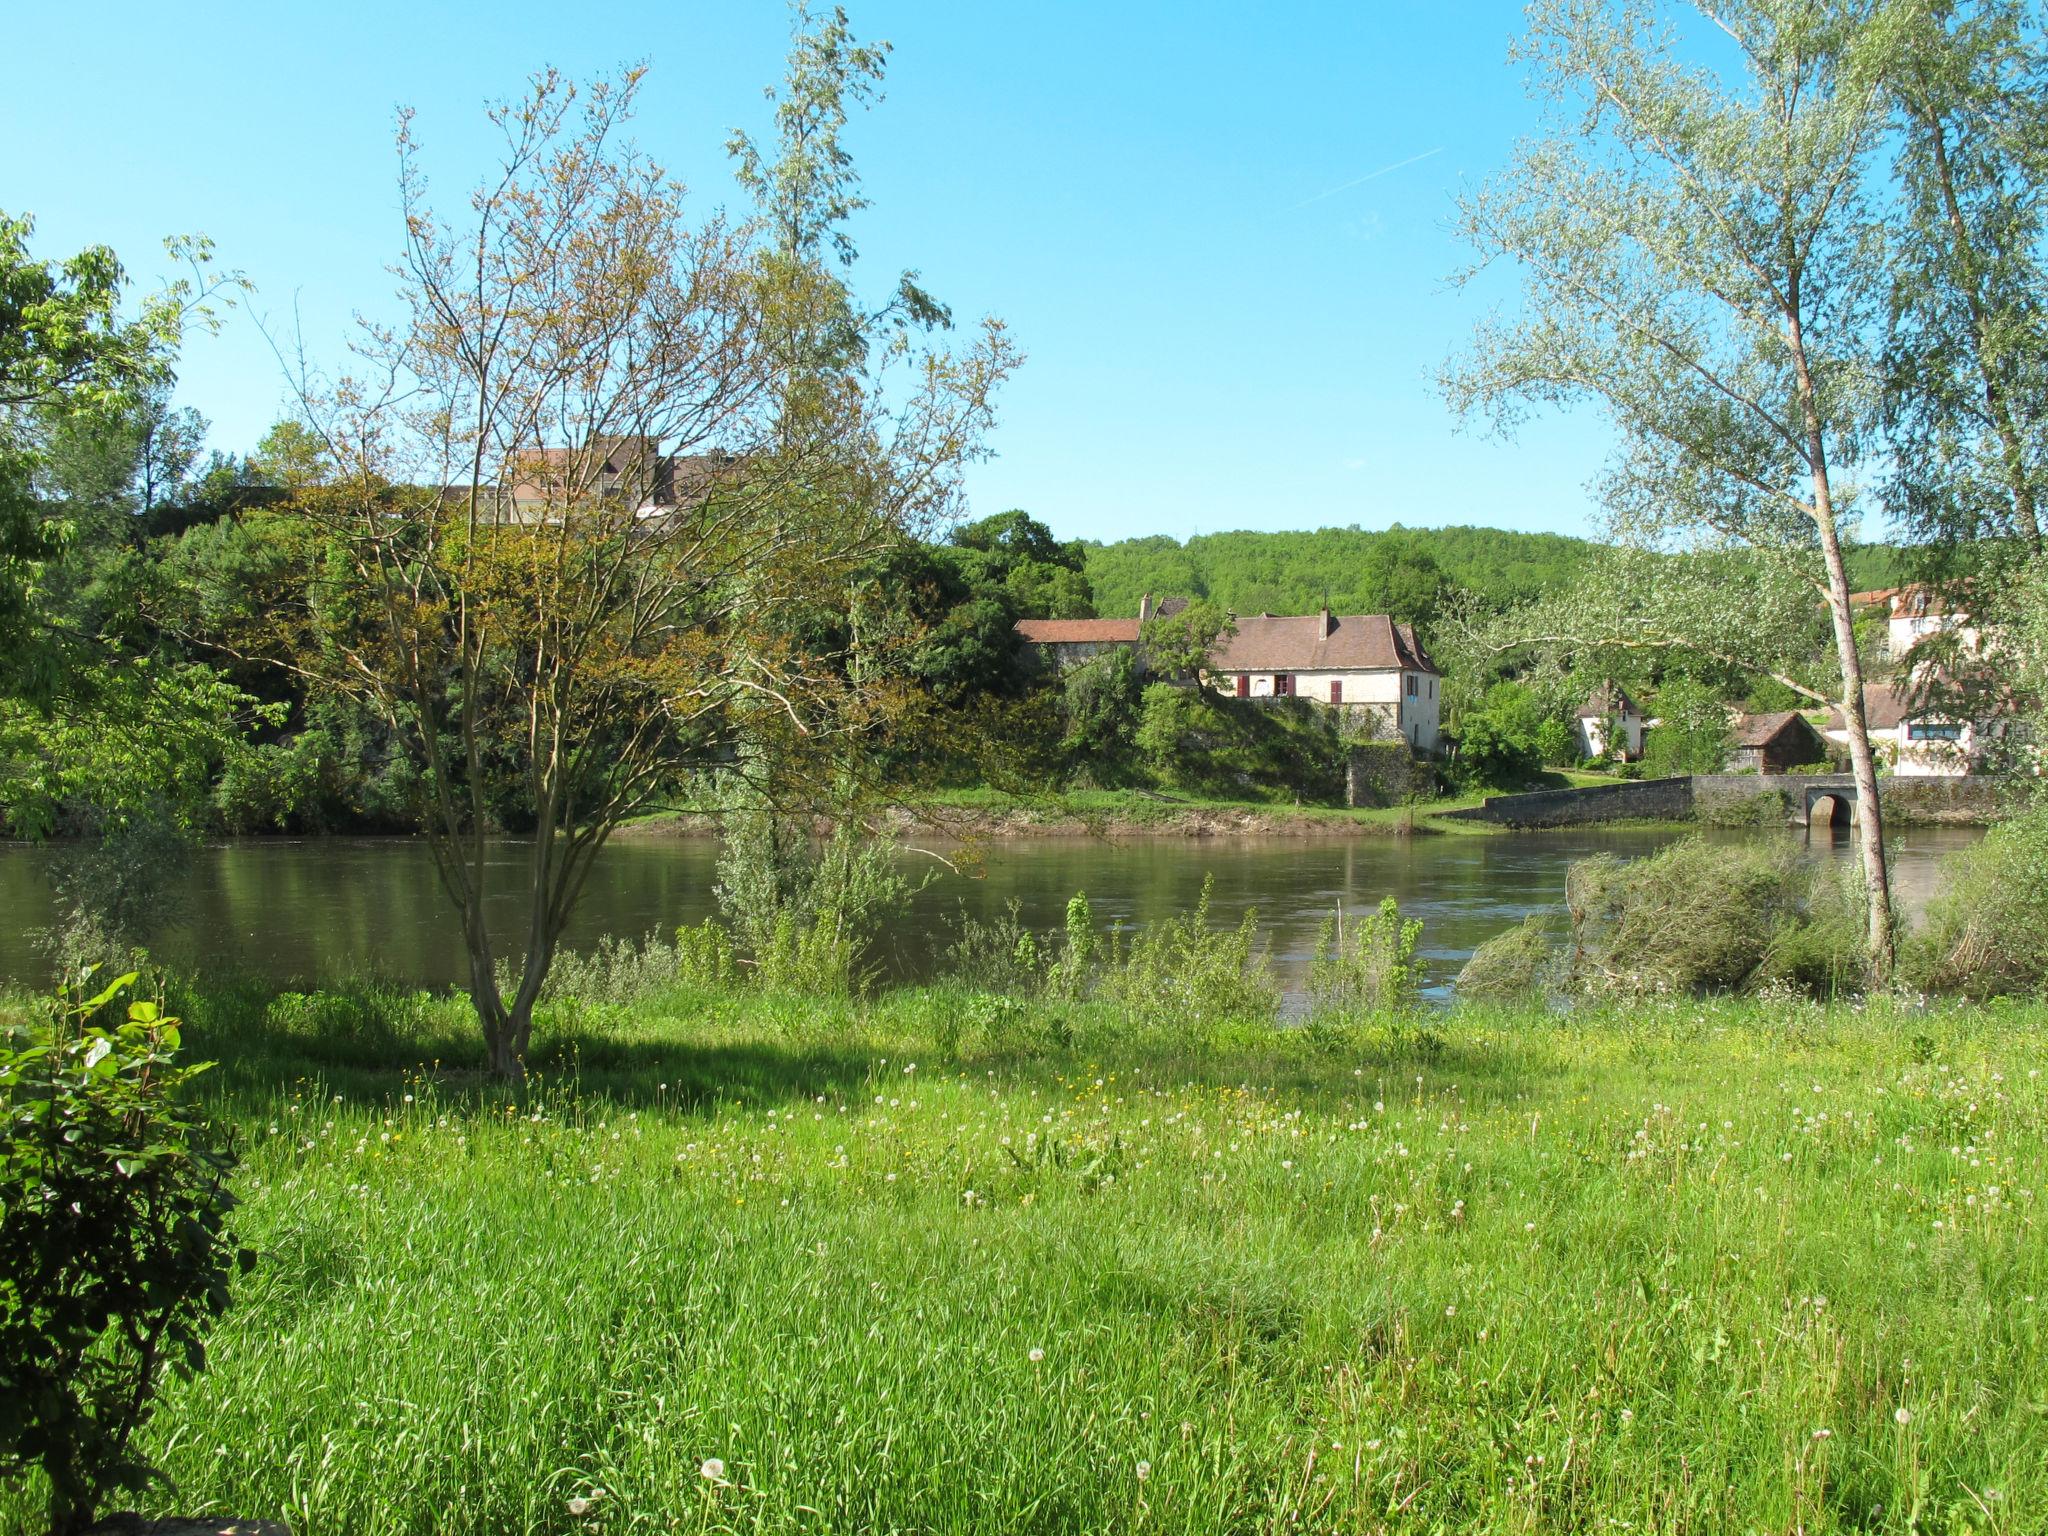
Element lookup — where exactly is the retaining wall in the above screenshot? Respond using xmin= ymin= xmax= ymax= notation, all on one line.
xmin=1452 ymin=773 xmax=2015 ymax=830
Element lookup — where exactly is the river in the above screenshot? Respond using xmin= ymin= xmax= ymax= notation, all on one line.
xmin=0 ymin=824 xmax=1977 ymax=998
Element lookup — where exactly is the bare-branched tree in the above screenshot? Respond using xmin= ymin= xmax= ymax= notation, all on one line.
xmin=228 ymin=53 xmax=1012 ymax=1076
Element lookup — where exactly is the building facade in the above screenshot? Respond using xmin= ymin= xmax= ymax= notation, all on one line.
xmin=1203 ymin=610 xmax=1442 ymax=753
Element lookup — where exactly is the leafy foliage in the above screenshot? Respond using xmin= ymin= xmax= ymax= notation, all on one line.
xmin=1307 ymin=896 xmax=1424 ymax=1020
xmin=0 ymin=970 xmax=250 ymax=1535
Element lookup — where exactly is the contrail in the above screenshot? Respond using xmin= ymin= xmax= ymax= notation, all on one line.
xmin=1284 ymin=146 xmax=1446 ymax=211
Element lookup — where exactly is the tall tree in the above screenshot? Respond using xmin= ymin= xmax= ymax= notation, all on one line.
xmin=1886 ymin=0 xmax=2048 ymax=560
xmin=237 ymin=52 xmax=1010 ymax=1077
xmin=1445 ymin=0 xmax=1906 ymax=979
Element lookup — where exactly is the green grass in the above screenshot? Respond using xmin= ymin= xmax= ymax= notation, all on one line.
xmin=8 ymin=980 xmax=2046 ymax=1534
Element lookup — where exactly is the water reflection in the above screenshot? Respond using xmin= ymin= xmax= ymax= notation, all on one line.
xmin=0 ymin=825 xmax=1980 ymax=997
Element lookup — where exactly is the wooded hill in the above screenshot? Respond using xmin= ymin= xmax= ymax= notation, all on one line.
xmin=1081 ymin=525 xmax=1907 ymax=625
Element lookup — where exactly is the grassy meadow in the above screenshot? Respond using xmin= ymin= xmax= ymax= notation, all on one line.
xmin=5 ymin=977 xmax=2044 ymax=1535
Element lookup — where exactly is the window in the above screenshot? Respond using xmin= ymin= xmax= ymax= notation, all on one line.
xmin=1908 ymin=721 xmax=1963 ymax=742
xmin=1329 ymin=680 xmax=1343 ymax=705
xmin=1235 ymin=674 xmax=1249 ymax=698
xmin=1406 ymin=674 xmax=1418 ymax=697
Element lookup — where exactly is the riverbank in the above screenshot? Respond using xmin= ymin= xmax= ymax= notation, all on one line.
xmin=615 ymin=779 xmax=1641 ymax=842
xmin=6 ymin=978 xmax=2042 ymax=1535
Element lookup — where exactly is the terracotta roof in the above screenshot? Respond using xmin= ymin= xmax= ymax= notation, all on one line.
xmin=1827 ymin=674 xmax=2026 ymax=733
xmin=1577 ymin=681 xmax=1641 ymax=719
xmin=1209 ymin=613 xmax=1439 ymax=676
xmin=1014 ymin=618 xmax=1141 ymax=645
xmin=1728 ymin=710 xmax=1820 ymax=748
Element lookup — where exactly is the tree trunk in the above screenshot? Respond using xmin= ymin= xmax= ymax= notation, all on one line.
xmin=1815 ymin=522 xmax=1897 ymax=983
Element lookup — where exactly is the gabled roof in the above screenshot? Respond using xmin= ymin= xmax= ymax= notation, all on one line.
xmin=1208 ymin=613 xmax=1439 ymax=676
xmin=1577 ymin=681 xmax=1641 ymax=720
xmin=1728 ymin=710 xmax=1822 ymax=749
xmin=1014 ymin=618 xmax=1140 ymax=645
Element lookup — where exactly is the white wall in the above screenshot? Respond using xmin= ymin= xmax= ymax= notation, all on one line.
xmin=1207 ymin=668 xmax=1442 ymax=753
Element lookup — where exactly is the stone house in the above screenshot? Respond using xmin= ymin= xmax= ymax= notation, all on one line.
xmin=1575 ymin=681 xmax=1645 ymax=761
xmin=1725 ymin=710 xmax=1831 ymax=774
xmin=1014 ymin=594 xmax=1185 ymax=670
xmin=1823 ymin=678 xmax=2022 ymax=777
xmin=1204 ymin=609 xmax=1442 ymax=753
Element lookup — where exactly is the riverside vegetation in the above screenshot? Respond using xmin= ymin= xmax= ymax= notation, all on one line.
xmin=5 ymin=819 xmax=2048 ymax=1534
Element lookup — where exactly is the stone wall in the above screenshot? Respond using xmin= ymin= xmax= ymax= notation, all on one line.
xmin=1452 ymin=773 xmax=2016 ymax=830
xmin=1444 ymin=776 xmax=1694 ymax=828
xmin=1346 ymin=742 xmax=1432 ymax=808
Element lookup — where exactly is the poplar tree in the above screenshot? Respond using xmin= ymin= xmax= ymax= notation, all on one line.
xmin=1445 ymin=0 xmax=1907 ymax=980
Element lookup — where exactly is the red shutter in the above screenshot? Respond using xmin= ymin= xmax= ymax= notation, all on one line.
xmin=1330 ymin=680 xmax=1342 ymax=705
xmin=1236 ymin=674 xmax=1249 ymax=698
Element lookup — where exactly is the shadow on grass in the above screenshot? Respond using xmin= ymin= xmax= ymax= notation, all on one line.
xmin=163 ymin=967 xmax=1585 ymax=1124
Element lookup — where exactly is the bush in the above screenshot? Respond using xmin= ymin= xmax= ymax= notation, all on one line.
xmin=540 ymin=923 xmax=735 ymax=1006
xmin=1307 ymin=896 xmax=1424 ymax=1019
xmin=1134 ymin=685 xmax=1346 ymax=802
xmin=941 ymin=901 xmax=1045 ymax=996
xmin=0 ymin=971 xmax=252 ymax=1535
xmin=1907 ymin=806 xmax=2048 ymax=997
xmin=1563 ymin=836 xmax=1854 ymax=996
xmin=1450 ymin=682 xmax=1546 ymax=789
xmin=1455 ymin=916 xmax=1563 ymax=1003
xmin=1565 ymin=840 xmax=1787 ymax=994
xmin=1097 ymin=876 xmax=1278 ymax=1040
xmin=716 ymin=816 xmax=924 ymax=995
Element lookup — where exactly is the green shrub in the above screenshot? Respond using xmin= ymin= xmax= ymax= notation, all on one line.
xmin=942 ymin=901 xmax=1045 ymax=995
xmin=1097 ymin=876 xmax=1278 ymax=1040
xmin=1563 ymin=837 xmax=1852 ymax=996
xmin=1455 ymin=916 xmax=1562 ymax=1003
xmin=540 ymin=923 xmax=736 ymax=1007
xmin=1307 ymin=896 xmax=1424 ymax=1020
xmin=1907 ymin=806 xmax=2048 ymax=997
xmin=1134 ymin=686 xmax=1346 ymax=801
xmin=716 ymin=816 xmax=924 ymax=995
xmin=1565 ymin=840 xmax=1791 ymax=994
xmin=0 ymin=971 xmax=252 ymax=1535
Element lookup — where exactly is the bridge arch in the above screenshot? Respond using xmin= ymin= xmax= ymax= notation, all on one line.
xmin=1805 ymin=785 xmax=1856 ymax=829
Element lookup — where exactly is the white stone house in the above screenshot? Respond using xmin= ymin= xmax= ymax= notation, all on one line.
xmin=1203 ymin=610 xmax=1443 ymax=753
xmin=1575 ymin=682 xmax=1645 ymax=761
xmin=1825 ymin=680 xmax=2021 ymax=777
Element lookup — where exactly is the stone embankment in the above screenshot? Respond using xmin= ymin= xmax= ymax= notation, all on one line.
xmin=1446 ymin=774 xmax=2010 ymax=830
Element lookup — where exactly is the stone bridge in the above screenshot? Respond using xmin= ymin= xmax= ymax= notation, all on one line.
xmin=1445 ymin=773 xmax=2005 ymax=830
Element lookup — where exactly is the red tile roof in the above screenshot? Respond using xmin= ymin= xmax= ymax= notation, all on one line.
xmin=1014 ymin=618 xmax=1142 ymax=645
xmin=1728 ymin=710 xmax=1821 ymax=749
xmin=1209 ymin=613 xmax=1439 ymax=676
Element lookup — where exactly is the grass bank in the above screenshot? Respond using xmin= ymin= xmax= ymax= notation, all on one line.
xmin=619 ymin=777 xmax=1636 ymax=843
xmin=5 ymin=979 xmax=2044 ymax=1534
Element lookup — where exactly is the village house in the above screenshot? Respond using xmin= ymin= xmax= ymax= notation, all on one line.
xmin=1204 ymin=609 xmax=1443 ymax=753
xmin=443 ymin=435 xmax=744 ymax=524
xmin=1575 ymin=681 xmax=1645 ymax=761
xmin=1832 ymin=584 xmax=2024 ymax=775
xmin=1849 ymin=583 xmax=1984 ymax=669
xmin=1013 ymin=594 xmax=1185 ymax=670
xmin=1725 ymin=710 xmax=1832 ymax=774
xmin=1823 ymin=679 xmax=2024 ymax=777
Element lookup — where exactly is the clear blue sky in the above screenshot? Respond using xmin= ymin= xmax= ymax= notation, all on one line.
xmin=7 ymin=0 xmax=1618 ymax=544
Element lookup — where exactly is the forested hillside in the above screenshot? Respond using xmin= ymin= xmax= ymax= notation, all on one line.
xmin=1082 ymin=525 xmax=1908 ymax=622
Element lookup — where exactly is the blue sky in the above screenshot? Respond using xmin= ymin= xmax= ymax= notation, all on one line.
xmin=7 ymin=1 xmax=1618 ymax=543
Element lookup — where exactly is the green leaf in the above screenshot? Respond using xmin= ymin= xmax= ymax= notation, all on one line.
xmin=82 ymin=1037 xmax=113 ymax=1072
xmin=83 ymin=970 xmax=141 ymax=1013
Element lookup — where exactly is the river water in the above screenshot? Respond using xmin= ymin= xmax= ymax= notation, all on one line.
xmin=0 ymin=824 xmax=1976 ymax=998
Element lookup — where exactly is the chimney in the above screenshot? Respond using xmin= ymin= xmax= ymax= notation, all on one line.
xmin=1320 ymin=605 xmax=1334 ymax=639
xmin=1138 ymin=592 xmax=1154 ymax=626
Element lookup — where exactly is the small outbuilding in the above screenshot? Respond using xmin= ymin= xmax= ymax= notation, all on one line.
xmin=1575 ymin=681 xmax=1645 ymax=761
xmin=1724 ymin=710 xmax=1831 ymax=775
